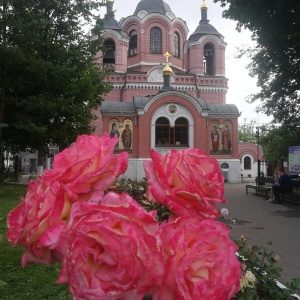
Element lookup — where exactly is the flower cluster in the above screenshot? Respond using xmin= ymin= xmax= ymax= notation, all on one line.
xmin=7 ymin=134 xmax=241 ymax=300
xmin=240 ymin=265 xmax=256 ymax=292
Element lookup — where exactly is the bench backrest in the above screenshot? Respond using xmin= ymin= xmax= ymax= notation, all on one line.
xmin=255 ymin=177 xmax=274 ymax=186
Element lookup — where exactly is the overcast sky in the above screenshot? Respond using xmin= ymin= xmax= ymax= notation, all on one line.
xmin=100 ymin=0 xmax=273 ymax=126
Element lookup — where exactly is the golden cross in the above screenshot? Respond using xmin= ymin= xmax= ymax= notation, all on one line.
xmin=164 ymin=51 xmax=171 ymax=63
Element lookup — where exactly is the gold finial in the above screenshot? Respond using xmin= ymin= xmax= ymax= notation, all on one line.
xmin=163 ymin=52 xmax=172 ymax=76
xmin=201 ymin=0 xmax=208 ymax=9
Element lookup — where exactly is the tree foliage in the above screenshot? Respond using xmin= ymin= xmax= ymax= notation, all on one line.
xmin=260 ymin=126 xmax=300 ymax=162
xmin=0 ymin=0 xmax=110 ymax=165
xmin=214 ymin=0 xmax=300 ymax=126
xmin=238 ymin=120 xmax=257 ymax=143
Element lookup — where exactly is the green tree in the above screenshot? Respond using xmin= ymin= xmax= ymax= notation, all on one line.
xmin=260 ymin=126 xmax=300 ymax=162
xmin=238 ymin=120 xmax=257 ymax=143
xmin=0 ymin=0 xmax=110 ymax=172
xmin=214 ymin=0 xmax=300 ymax=126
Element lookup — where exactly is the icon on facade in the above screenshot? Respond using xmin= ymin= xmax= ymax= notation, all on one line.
xmin=210 ymin=125 xmax=220 ymax=154
xmin=109 ymin=119 xmax=133 ymax=154
xmin=109 ymin=120 xmax=120 ymax=153
xmin=209 ymin=122 xmax=232 ymax=155
xmin=222 ymin=124 xmax=231 ymax=154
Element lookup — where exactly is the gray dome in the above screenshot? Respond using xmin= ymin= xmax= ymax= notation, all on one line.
xmin=189 ymin=4 xmax=223 ymax=42
xmin=103 ymin=18 xmax=128 ymax=38
xmin=134 ymin=0 xmax=172 ymax=16
xmin=189 ymin=20 xmax=222 ymax=42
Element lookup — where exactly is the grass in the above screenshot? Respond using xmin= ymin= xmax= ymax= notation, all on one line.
xmin=0 ymin=184 xmax=72 ymax=300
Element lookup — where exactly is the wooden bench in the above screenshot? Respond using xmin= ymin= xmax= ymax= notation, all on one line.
xmin=280 ymin=179 xmax=300 ymax=203
xmin=281 ymin=191 xmax=300 ymax=202
xmin=245 ymin=184 xmax=272 ymax=199
xmin=245 ymin=176 xmax=274 ymax=199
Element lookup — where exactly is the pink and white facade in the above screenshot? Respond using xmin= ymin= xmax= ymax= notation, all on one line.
xmin=92 ymin=0 xmax=242 ymax=182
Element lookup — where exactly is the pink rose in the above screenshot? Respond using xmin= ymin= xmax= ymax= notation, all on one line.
xmin=144 ymin=148 xmax=225 ymax=219
xmin=58 ymin=192 xmax=163 ymax=300
xmin=7 ymin=178 xmax=67 ymax=266
xmin=44 ymin=133 xmax=128 ymax=203
xmin=158 ymin=217 xmax=241 ymax=300
xmin=7 ymin=134 xmax=128 ymax=267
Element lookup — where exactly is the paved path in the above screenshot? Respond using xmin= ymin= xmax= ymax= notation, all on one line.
xmin=223 ymin=183 xmax=300 ymax=283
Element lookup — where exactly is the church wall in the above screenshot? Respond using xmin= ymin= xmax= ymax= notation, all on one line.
xmin=199 ymin=91 xmax=226 ymax=104
xmin=216 ymin=44 xmax=226 ymax=76
xmin=115 ymin=40 xmax=129 ymax=73
xmin=188 ymin=44 xmax=204 ymax=74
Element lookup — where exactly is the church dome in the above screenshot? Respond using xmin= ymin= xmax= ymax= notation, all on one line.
xmin=189 ymin=1 xmax=223 ymax=42
xmin=133 ymin=0 xmax=173 ymax=16
xmin=102 ymin=1 xmax=128 ymax=38
xmin=103 ymin=18 xmax=128 ymax=38
xmin=189 ymin=22 xmax=222 ymax=42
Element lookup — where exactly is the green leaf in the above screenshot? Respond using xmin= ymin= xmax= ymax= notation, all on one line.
xmin=0 ymin=280 xmax=8 ymax=287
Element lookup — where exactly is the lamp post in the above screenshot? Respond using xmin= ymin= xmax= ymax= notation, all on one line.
xmin=255 ymin=127 xmax=261 ymax=178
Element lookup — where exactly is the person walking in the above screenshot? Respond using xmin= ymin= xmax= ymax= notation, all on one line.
xmin=267 ymin=167 xmax=280 ymax=202
xmin=271 ymin=168 xmax=293 ymax=204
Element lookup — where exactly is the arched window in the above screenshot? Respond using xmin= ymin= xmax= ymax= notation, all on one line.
xmin=150 ymin=27 xmax=162 ymax=54
xmin=155 ymin=117 xmax=169 ymax=145
xmin=155 ymin=117 xmax=188 ymax=146
xmin=103 ymin=38 xmax=115 ymax=70
xmin=174 ymin=117 xmax=188 ymax=145
xmin=129 ymin=30 xmax=137 ymax=56
xmin=244 ymin=156 xmax=251 ymax=170
xmin=173 ymin=32 xmax=180 ymax=57
xmin=203 ymin=43 xmax=214 ymax=75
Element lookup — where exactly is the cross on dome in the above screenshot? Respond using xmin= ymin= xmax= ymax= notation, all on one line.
xmin=164 ymin=51 xmax=171 ymax=63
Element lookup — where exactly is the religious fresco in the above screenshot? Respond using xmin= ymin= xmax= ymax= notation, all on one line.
xmin=209 ymin=122 xmax=232 ymax=155
xmin=109 ymin=119 xmax=121 ymax=153
xmin=109 ymin=119 xmax=133 ymax=154
xmin=209 ymin=122 xmax=221 ymax=155
xmin=221 ymin=123 xmax=232 ymax=155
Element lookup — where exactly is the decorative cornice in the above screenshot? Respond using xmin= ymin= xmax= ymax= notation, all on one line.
xmin=144 ymin=91 xmax=203 ymax=113
xmin=109 ymin=83 xmax=228 ymax=93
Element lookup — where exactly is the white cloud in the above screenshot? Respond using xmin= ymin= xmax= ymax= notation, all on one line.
xmin=102 ymin=0 xmax=273 ymax=125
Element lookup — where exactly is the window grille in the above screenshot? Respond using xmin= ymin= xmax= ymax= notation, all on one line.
xmin=174 ymin=32 xmax=180 ymax=57
xmin=150 ymin=27 xmax=162 ymax=54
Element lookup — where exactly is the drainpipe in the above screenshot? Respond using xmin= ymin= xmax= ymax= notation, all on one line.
xmin=120 ymin=72 xmax=127 ymax=102
xmin=194 ymin=74 xmax=200 ymax=98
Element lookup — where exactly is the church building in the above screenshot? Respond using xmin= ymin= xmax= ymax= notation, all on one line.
xmin=92 ymin=0 xmax=242 ymax=182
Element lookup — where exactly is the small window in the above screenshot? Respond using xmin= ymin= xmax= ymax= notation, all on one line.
xmin=155 ymin=117 xmax=188 ymax=146
xmin=221 ymin=163 xmax=229 ymax=171
xmin=129 ymin=30 xmax=137 ymax=56
xmin=173 ymin=32 xmax=180 ymax=57
xmin=150 ymin=27 xmax=162 ymax=54
xmin=244 ymin=156 xmax=251 ymax=170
